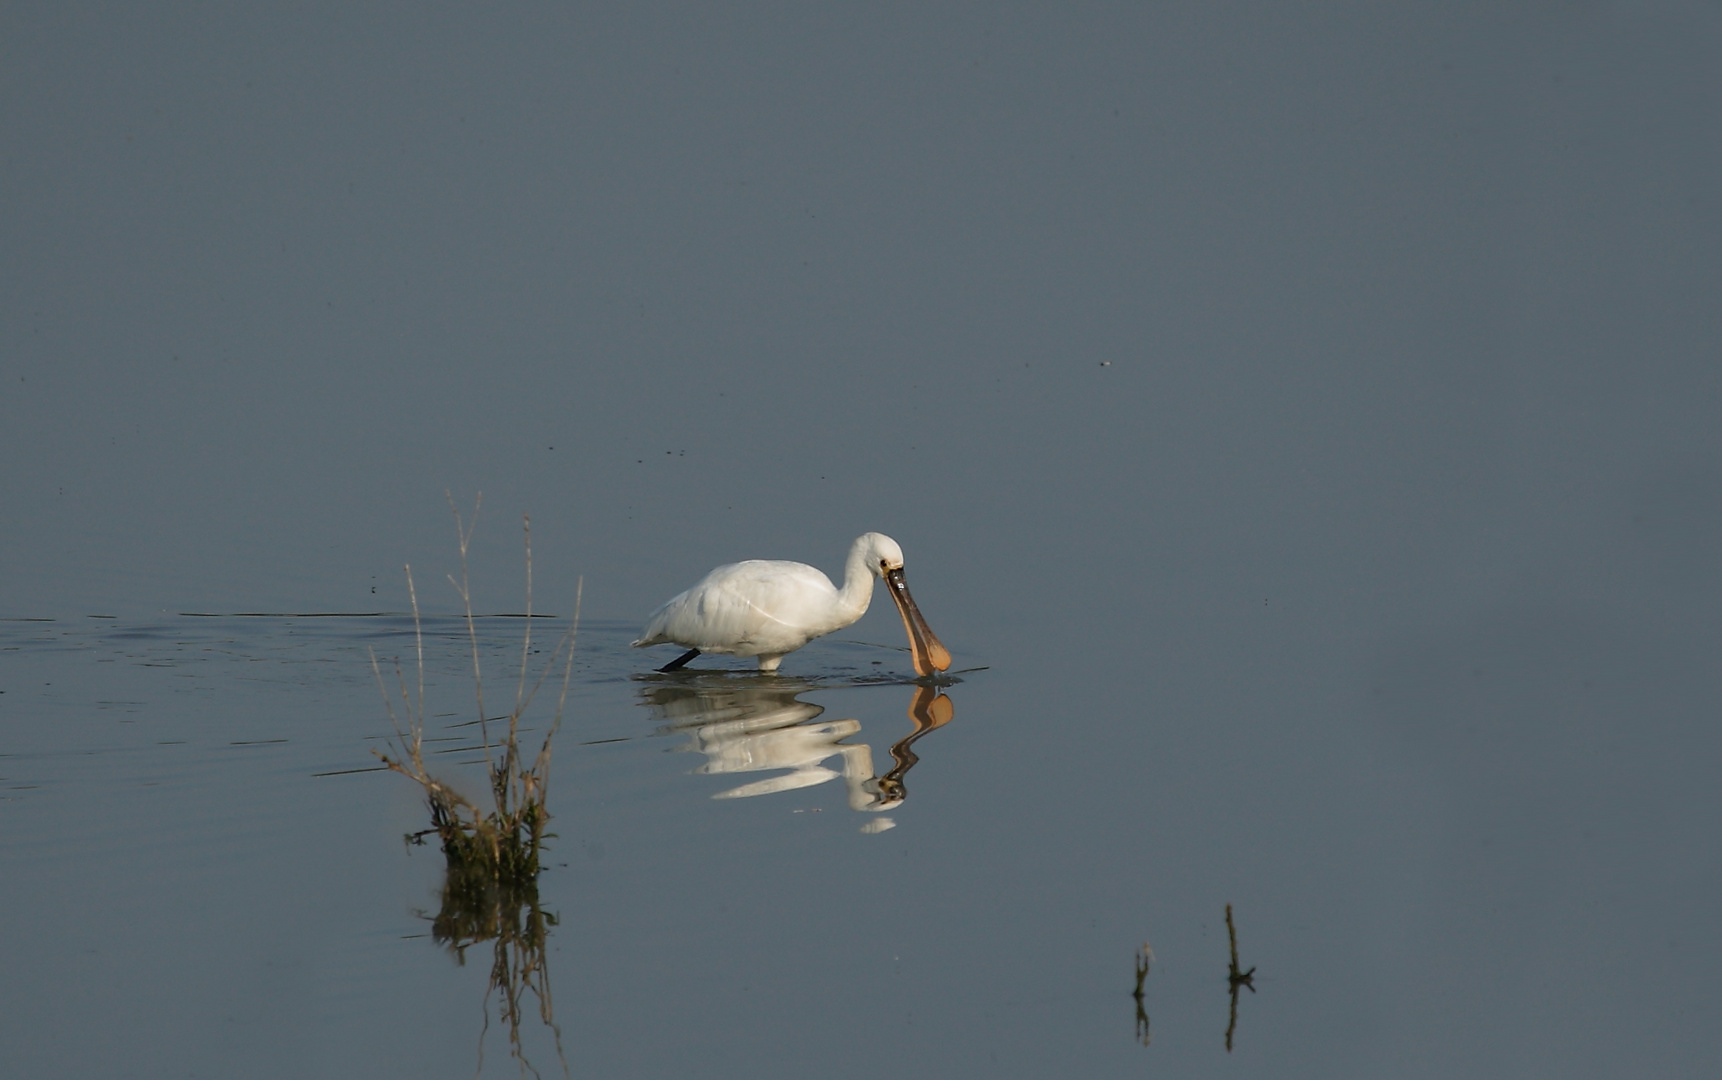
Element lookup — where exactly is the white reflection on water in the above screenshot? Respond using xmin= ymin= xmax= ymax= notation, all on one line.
xmin=638 ymin=678 xmax=957 ymax=832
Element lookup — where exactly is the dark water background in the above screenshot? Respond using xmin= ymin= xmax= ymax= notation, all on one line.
xmin=3 ymin=4 xmax=1720 ymax=1077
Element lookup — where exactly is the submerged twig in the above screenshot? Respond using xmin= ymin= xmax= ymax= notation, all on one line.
xmin=1224 ymin=903 xmax=1255 ymax=1052
xmin=1133 ymin=941 xmax=1153 ymax=1046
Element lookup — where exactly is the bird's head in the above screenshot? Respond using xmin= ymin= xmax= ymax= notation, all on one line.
xmin=860 ymin=532 xmax=906 ymax=578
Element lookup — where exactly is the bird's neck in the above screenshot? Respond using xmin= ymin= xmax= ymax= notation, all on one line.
xmin=834 ymin=541 xmax=878 ymax=624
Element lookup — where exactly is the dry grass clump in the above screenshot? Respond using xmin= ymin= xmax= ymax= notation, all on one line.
xmin=371 ymin=496 xmax=579 ymax=887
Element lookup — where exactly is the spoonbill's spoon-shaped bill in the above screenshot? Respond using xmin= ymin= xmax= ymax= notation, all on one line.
xmin=632 ymin=532 xmax=950 ymax=675
xmin=885 ymin=564 xmax=952 ymax=677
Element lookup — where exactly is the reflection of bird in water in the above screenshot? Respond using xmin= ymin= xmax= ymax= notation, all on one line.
xmin=644 ymin=682 xmax=897 ymax=813
xmin=633 ymin=533 xmax=951 ymax=675
xmin=639 ymin=680 xmax=956 ymax=830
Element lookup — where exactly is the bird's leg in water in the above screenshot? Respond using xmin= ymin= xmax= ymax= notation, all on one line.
xmin=658 ymin=649 xmax=700 ymax=672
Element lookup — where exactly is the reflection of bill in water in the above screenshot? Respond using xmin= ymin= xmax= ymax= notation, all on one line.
xmin=873 ymin=684 xmax=955 ymax=808
xmin=641 ymin=680 xmax=956 ymax=833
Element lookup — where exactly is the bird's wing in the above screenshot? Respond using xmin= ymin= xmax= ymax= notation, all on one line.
xmin=639 ymin=560 xmax=839 ymax=652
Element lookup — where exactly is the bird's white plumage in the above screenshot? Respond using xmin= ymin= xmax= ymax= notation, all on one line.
xmin=634 ymin=533 xmax=907 ymax=672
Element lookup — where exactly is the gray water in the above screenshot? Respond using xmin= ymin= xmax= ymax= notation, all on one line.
xmin=4 ymin=4 xmax=1720 ymax=1077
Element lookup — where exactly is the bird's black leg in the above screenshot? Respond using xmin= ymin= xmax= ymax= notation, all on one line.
xmin=658 ymin=648 xmax=700 ymax=672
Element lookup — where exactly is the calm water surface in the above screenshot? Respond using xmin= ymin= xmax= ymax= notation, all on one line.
xmin=4 ymin=588 xmax=1715 ymax=1077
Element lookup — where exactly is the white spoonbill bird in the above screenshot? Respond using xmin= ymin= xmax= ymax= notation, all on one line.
xmin=633 ymin=532 xmax=952 ymax=676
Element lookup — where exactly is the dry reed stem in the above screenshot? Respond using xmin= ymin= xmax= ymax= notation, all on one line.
xmin=445 ymin=491 xmax=493 ymax=777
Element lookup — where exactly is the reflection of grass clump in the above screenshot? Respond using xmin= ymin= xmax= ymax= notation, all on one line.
xmin=371 ymin=496 xmax=577 ymax=1076
xmin=433 ymin=858 xmax=562 ymax=1076
xmin=432 ymin=853 xmax=552 ymax=948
